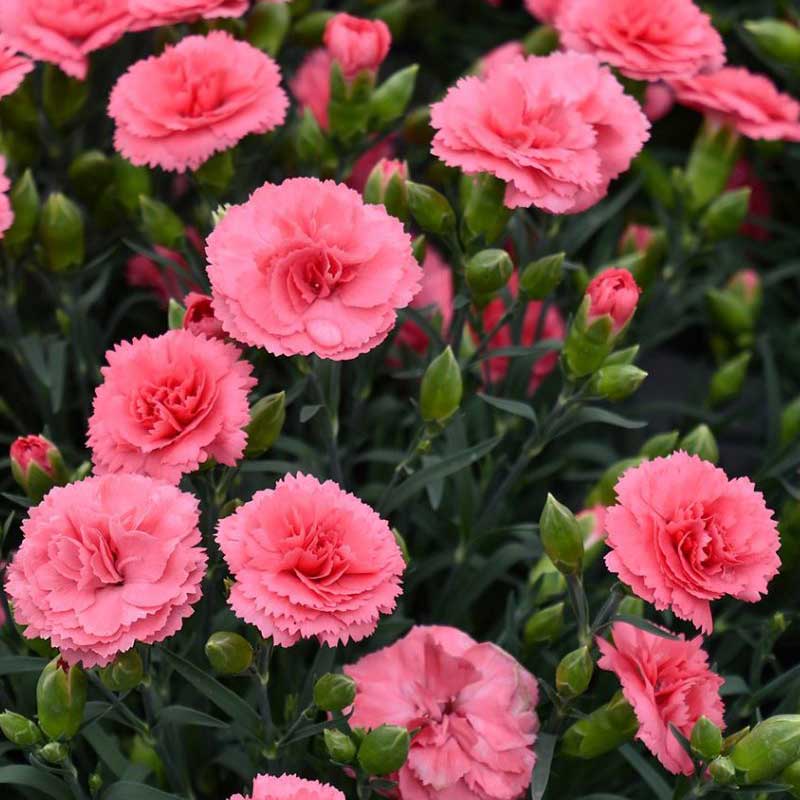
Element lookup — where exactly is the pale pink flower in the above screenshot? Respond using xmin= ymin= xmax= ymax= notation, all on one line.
xmin=5 ymin=474 xmax=207 ymax=667
xmin=0 ymin=156 xmax=12 ymax=239
xmin=109 ymin=32 xmax=288 ymax=172
xmin=346 ymin=625 xmax=539 ymax=800
xmin=229 ymin=774 xmax=345 ymax=800
xmin=556 ymin=0 xmax=725 ymax=82
xmin=0 ymin=34 xmax=33 ymax=99
xmin=216 ymin=473 xmax=405 ymax=647
xmin=644 ymin=83 xmax=675 ymax=122
xmin=585 ymin=267 xmax=640 ymax=332
xmin=431 ymin=53 xmax=650 ymax=214
xmin=206 ymin=177 xmax=422 ymax=360
xmin=290 ymin=48 xmax=332 ymax=130
xmin=183 ymin=292 xmax=225 ymax=340
xmin=0 ymin=0 xmax=132 ymax=80
xmin=478 ymin=42 xmax=524 ymax=78
xmin=605 ymin=452 xmax=781 ymax=633
xmin=670 ymin=67 xmax=800 ymax=141
xmin=598 ymin=622 xmax=725 ymax=775
xmin=88 ymin=330 xmax=256 ymax=484
xmin=524 ymin=0 xmax=563 ymax=23
xmin=129 ymin=0 xmax=248 ymax=29
xmin=323 ymin=13 xmax=391 ymax=80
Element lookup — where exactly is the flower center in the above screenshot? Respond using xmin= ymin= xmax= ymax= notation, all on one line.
xmin=171 ymin=62 xmax=226 ymax=117
xmin=280 ymin=519 xmax=351 ymax=585
xmin=131 ymin=373 xmax=204 ymax=437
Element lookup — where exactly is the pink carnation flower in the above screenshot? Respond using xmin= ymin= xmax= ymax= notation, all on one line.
xmin=0 ymin=34 xmax=33 ymax=100
xmin=323 ymin=13 xmax=391 ymax=80
xmin=206 ymin=178 xmax=422 ymax=360
xmin=183 ymin=292 xmax=226 ymax=340
xmin=290 ymin=48 xmax=333 ymax=130
xmin=5 ymin=474 xmax=207 ymax=667
xmin=129 ymin=0 xmax=248 ymax=29
xmin=109 ymin=32 xmax=288 ymax=172
xmin=524 ymin=0 xmax=562 ymax=23
xmin=216 ymin=473 xmax=405 ymax=647
xmin=597 ymin=622 xmax=725 ymax=775
xmin=346 ymin=625 xmax=539 ymax=800
xmin=431 ymin=53 xmax=650 ymax=214
xmin=585 ymin=267 xmax=641 ymax=333
xmin=670 ymin=67 xmax=800 ymax=141
xmin=605 ymin=451 xmax=781 ymax=633
xmin=556 ymin=0 xmax=725 ymax=82
xmin=478 ymin=42 xmax=524 ymax=78
xmin=88 ymin=330 xmax=256 ymax=484
xmin=0 ymin=0 xmax=132 ymax=80
xmin=229 ymin=774 xmax=345 ymax=800
xmin=0 ymin=156 xmax=13 ymax=239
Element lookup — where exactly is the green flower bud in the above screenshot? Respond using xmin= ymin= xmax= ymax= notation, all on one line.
xmin=370 ymin=65 xmax=419 ymax=129
xmin=112 ymin=156 xmax=152 ymax=217
xmin=679 ymin=424 xmax=719 ymax=464
xmin=744 ymin=19 xmax=800 ymax=66
xmin=617 ymin=596 xmax=644 ymax=617
xmin=700 ymin=188 xmax=750 ymax=242
xmin=460 ymin=173 xmax=511 ymax=245
xmin=364 ymin=159 xmax=409 ymax=222
xmin=412 ymin=235 xmax=426 ymax=265
xmin=195 ymin=151 xmax=235 ymax=195
xmin=708 ymin=351 xmax=751 ymax=408
xmin=465 ymin=249 xmax=513 ymax=296
xmin=722 ymin=726 xmax=750 ymax=754
xmin=519 ymin=253 xmax=565 ymax=300
xmin=205 ymin=632 xmax=254 ymax=675
xmin=99 ymin=650 xmax=144 ymax=693
xmin=691 ymin=715 xmax=723 ymax=761
xmin=313 ymin=673 xmax=356 ymax=712
xmin=168 ymin=298 xmax=186 ymax=331
xmin=780 ymin=396 xmax=800 ymax=447
xmin=781 ymin=759 xmax=800 ymax=799
xmin=4 ymin=169 xmax=39 ymax=253
xmin=407 ymin=182 xmax=456 ymax=235
xmin=584 ymin=457 xmax=643 ymax=507
xmin=729 ymin=715 xmax=800 ymax=785
xmin=708 ymin=756 xmax=736 ymax=785
xmin=523 ymin=602 xmax=564 ymax=645
xmin=42 ymin=64 xmax=88 ymax=128
xmin=39 ymin=193 xmax=84 ymax=272
xmin=556 ymin=647 xmax=594 ymax=699
xmin=640 ymin=431 xmax=679 ymax=459
xmin=522 ymin=25 xmax=559 ymax=55
xmin=358 ymin=725 xmax=411 ymax=775
xmin=771 ymin=611 xmax=788 ymax=636
xmin=88 ymin=772 xmax=103 ymax=797
xmin=707 ymin=287 xmax=754 ymax=338
xmin=420 ymin=347 xmax=463 ymax=424
xmin=528 ymin=555 xmax=566 ymax=602
xmin=139 ymin=196 xmax=184 ymax=249
xmin=686 ymin=121 xmax=741 ymax=212
xmin=328 ymin=64 xmax=372 ymax=144
xmin=589 ymin=365 xmax=648 ymax=402
xmin=562 ymin=691 xmax=638 ymax=759
xmin=246 ymin=1 xmax=290 ymax=55
xmin=245 ymin=392 xmax=286 ymax=457
xmin=0 ymin=711 xmax=42 ymax=747
xmin=36 ymin=658 xmax=87 ymax=741
xmin=564 ymin=298 xmax=615 ymax=378
xmin=38 ymin=741 xmax=68 ymax=764
xmin=539 ymin=494 xmax=584 ymax=575
xmin=68 ymin=151 xmax=114 ymax=205
xmin=129 ymin=734 xmax=166 ymax=786
xmin=291 ymin=10 xmax=335 ymax=46
xmin=324 ymin=728 xmax=357 ymax=763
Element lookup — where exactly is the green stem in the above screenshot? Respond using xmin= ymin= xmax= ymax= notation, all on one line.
xmin=255 ymin=640 xmax=275 ymax=749
xmin=63 ymin=757 xmax=90 ymax=800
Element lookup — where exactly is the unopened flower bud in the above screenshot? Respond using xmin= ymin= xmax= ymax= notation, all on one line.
xmin=639 ymin=430 xmax=679 ymax=459
xmin=728 ymin=268 xmax=762 ymax=308
xmin=562 ymin=691 xmax=638 ymax=759
xmin=99 ymin=650 xmax=144 ymax=693
xmin=139 ymin=196 xmax=184 ymax=249
xmin=744 ymin=19 xmax=800 ymax=66
xmin=324 ymin=728 xmax=357 ymax=763
xmin=412 ymin=235 xmax=426 ymax=265
xmin=584 ymin=457 xmax=643 ymax=507
xmin=539 ymin=494 xmax=583 ymax=575
xmin=709 ymin=755 xmax=736 ymax=785
xmin=708 ymin=352 xmax=750 ymax=408
xmin=68 ymin=151 xmax=113 ymax=205
xmin=0 ymin=711 xmax=42 ymax=747
xmin=364 ymin=158 xmax=409 ymax=221
xmin=313 ymin=673 xmax=356 ymax=712
xmin=358 ymin=724 xmax=410 ymax=775
xmin=700 ymin=188 xmax=750 ymax=242
xmin=619 ymin=224 xmax=654 ymax=256
xmin=112 ymin=156 xmax=152 ymax=217
xmin=460 ymin=173 xmax=511 ymax=245
xmin=407 ymin=182 xmax=455 ymax=235
xmin=245 ymin=392 xmax=286 ymax=457
xmin=728 ymin=715 xmax=800 ymax=785
xmin=589 ymin=365 xmax=647 ymax=402
xmin=679 ymin=424 xmax=719 ymax=464
xmin=782 ymin=759 xmax=800 ymax=799
xmin=691 ymin=715 xmax=723 ymax=761
xmin=4 ymin=169 xmax=39 ymax=254
xmin=556 ymin=646 xmax=594 ymax=699
xmin=205 ymin=632 xmax=254 ymax=675
xmin=465 ymin=249 xmax=513 ymax=296
xmin=246 ymin=0 xmax=291 ymax=55
xmin=522 ymin=25 xmax=559 ymax=55
xmin=39 ymin=193 xmax=84 ymax=272
xmin=420 ymin=346 xmax=462 ymax=424
xmin=36 ymin=658 xmax=87 ymax=741
xmin=686 ymin=120 xmax=741 ymax=212
xmin=523 ymin=602 xmax=564 ymax=645
xmin=10 ymin=435 xmax=68 ymax=503
xmin=38 ymin=741 xmax=68 ymax=764
xmin=519 ymin=253 xmax=564 ymax=300
xmin=88 ymin=772 xmax=103 ymax=797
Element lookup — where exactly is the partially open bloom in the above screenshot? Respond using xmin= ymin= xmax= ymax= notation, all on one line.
xmin=183 ymin=292 xmax=225 ymax=340
xmin=598 ymin=622 xmax=725 ymax=774
xmin=605 ymin=451 xmax=781 ymax=633
xmin=0 ymin=156 xmax=12 ymax=239
xmin=431 ymin=53 xmax=650 ymax=213
xmin=0 ymin=0 xmax=132 ymax=80
xmin=524 ymin=0 xmax=562 ymax=23
xmin=217 ymin=473 xmax=405 ymax=647
xmin=88 ymin=330 xmax=256 ymax=484
xmin=346 ymin=625 xmax=539 ymax=800
xmin=0 ymin=34 xmax=33 ymax=99
xmin=556 ymin=0 xmax=725 ymax=82
xmin=670 ymin=67 xmax=800 ymax=141
xmin=206 ymin=178 xmax=422 ymax=360
xmin=10 ymin=436 xmax=60 ymax=480
xmin=5 ymin=474 xmax=207 ymax=667
xmin=109 ymin=32 xmax=288 ymax=172
xmin=290 ymin=48 xmax=332 ymax=130
xmin=323 ymin=13 xmax=391 ymax=80
xmin=726 ymin=160 xmax=772 ymax=241
xmin=129 ymin=0 xmax=248 ymax=29
xmin=229 ymin=774 xmax=345 ymax=800
xmin=586 ymin=268 xmax=641 ymax=333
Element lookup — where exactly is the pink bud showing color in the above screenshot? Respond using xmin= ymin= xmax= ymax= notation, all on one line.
xmin=727 ymin=268 xmax=761 ymax=304
xmin=323 ymin=13 xmax=391 ymax=80
xmin=618 ymin=224 xmax=654 ymax=255
xmin=10 ymin=435 xmax=58 ymax=479
xmin=643 ymin=82 xmax=675 ymax=122
xmin=726 ymin=159 xmax=772 ymax=241
xmin=586 ymin=268 xmax=641 ymax=333
xmin=183 ymin=292 xmax=226 ymax=340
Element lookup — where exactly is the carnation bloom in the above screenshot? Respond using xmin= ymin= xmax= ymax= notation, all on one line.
xmin=88 ymin=330 xmax=256 ymax=484
xmin=125 ymin=245 xmax=196 ymax=307
xmin=605 ymin=451 xmax=781 ymax=633
xmin=0 ymin=34 xmax=33 ymax=99
xmin=129 ymin=0 xmax=248 ymax=29
xmin=290 ymin=48 xmax=332 ymax=130
xmin=0 ymin=0 xmax=131 ymax=80
xmin=5 ymin=474 xmax=206 ymax=667
xmin=183 ymin=292 xmax=225 ymax=340
xmin=597 ymin=622 xmax=725 ymax=775
xmin=556 ymin=0 xmax=725 ymax=82
xmin=109 ymin=32 xmax=289 ymax=172
xmin=585 ymin=267 xmax=641 ymax=333
xmin=670 ymin=67 xmax=800 ymax=141
xmin=323 ymin=13 xmax=391 ymax=80
xmin=0 ymin=156 xmax=13 ymax=239
xmin=524 ymin=0 xmax=562 ymax=22
xmin=726 ymin=160 xmax=772 ymax=241
xmin=478 ymin=41 xmax=524 ymax=78
xmin=216 ymin=473 xmax=405 ymax=647
xmin=346 ymin=625 xmax=539 ymax=800
xmin=206 ymin=177 xmax=422 ymax=360
xmin=431 ymin=53 xmax=650 ymax=214
xmin=229 ymin=774 xmax=345 ymax=800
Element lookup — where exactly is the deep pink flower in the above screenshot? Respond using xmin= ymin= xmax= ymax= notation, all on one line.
xmin=129 ymin=0 xmax=248 ymax=29
xmin=206 ymin=177 xmax=422 ymax=360
xmin=726 ymin=159 xmax=772 ymax=241
xmin=109 ymin=32 xmax=288 ymax=172
xmin=524 ymin=0 xmax=563 ymax=22
xmin=431 ymin=53 xmax=650 ymax=214
xmin=670 ymin=67 xmax=800 ymax=141
xmin=346 ymin=625 xmax=539 ymax=800
xmin=5 ymin=474 xmax=207 ymax=667
xmin=597 ymin=622 xmax=725 ymax=775
xmin=0 ymin=0 xmax=132 ymax=80
xmin=88 ymin=330 xmax=256 ymax=484
xmin=10 ymin=435 xmax=58 ymax=478
xmin=323 ymin=13 xmax=391 ymax=80
xmin=0 ymin=156 xmax=12 ymax=239
xmin=183 ymin=292 xmax=225 ymax=340
xmin=605 ymin=451 xmax=781 ymax=633
xmin=125 ymin=245 xmax=196 ymax=307
xmin=556 ymin=0 xmax=725 ymax=82
xmin=229 ymin=774 xmax=345 ymax=800
xmin=585 ymin=267 xmax=641 ymax=333
xmin=290 ymin=48 xmax=332 ymax=130
xmin=478 ymin=42 xmax=524 ymax=78
xmin=216 ymin=473 xmax=405 ymax=647
xmin=644 ymin=82 xmax=675 ymax=122
xmin=0 ymin=34 xmax=33 ymax=99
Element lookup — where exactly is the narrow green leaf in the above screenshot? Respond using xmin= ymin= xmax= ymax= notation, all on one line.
xmin=478 ymin=394 xmax=537 ymax=424
xmin=0 ymin=656 xmax=47 ymax=676
xmin=619 ymin=745 xmax=671 ymax=800
xmin=0 ymin=766 xmax=71 ymax=800
xmin=157 ymin=705 xmax=228 ymax=729
xmin=610 ymin=615 xmax=680 ymax=640
xmin=530 ymin=732 xmax=557 ymax=800
xmin=102 ymin=782 xmax=183 ymax=800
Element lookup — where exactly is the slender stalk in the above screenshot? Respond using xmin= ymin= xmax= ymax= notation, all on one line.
xmin=63 ymin=757 xmax=90 ymax=800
